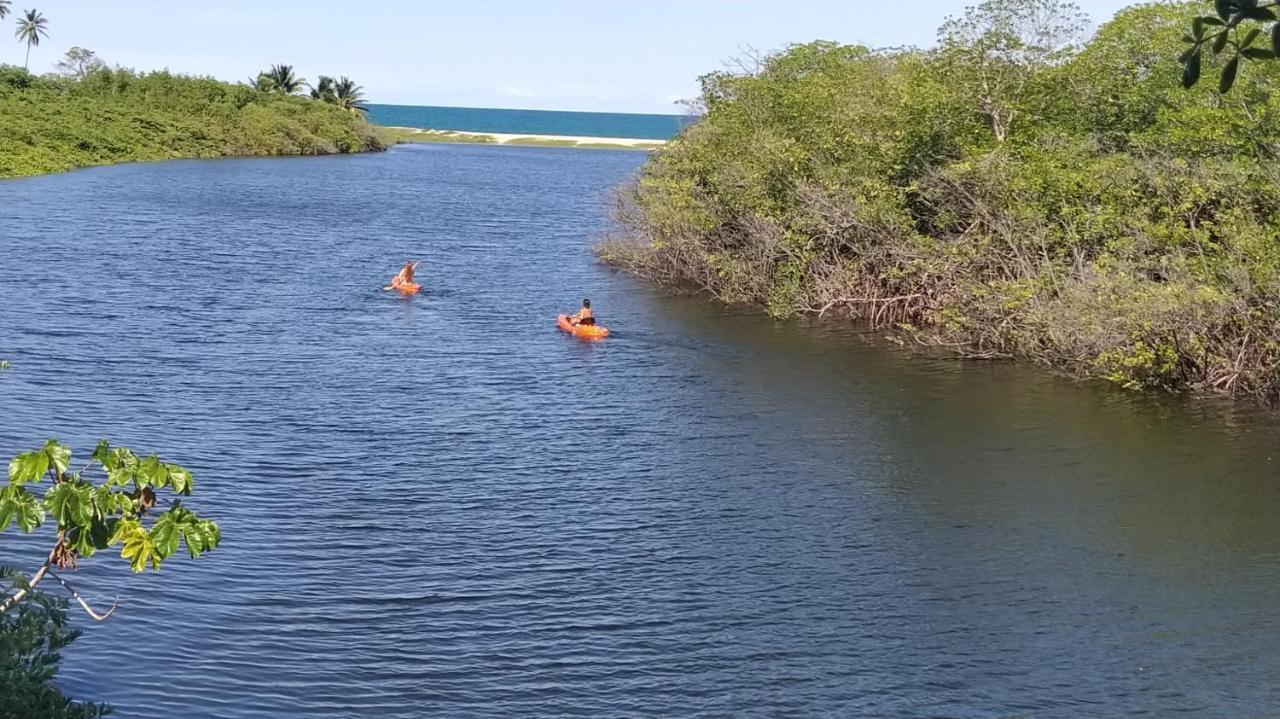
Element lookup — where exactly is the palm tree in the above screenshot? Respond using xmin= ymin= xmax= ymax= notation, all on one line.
xmin=0 ymin=1 xmax=9 ymax=64
xmin=331 ymin=76 xmax=367 ymax=114
xmin=309 ymin=75 xmax=335 ymax=103
xmin=14 ymin=8 xmax=48 ymax=70
xmin=263 ymin=63 xmax=304 ymax=95
xmin=247 ymin=73 xmax=275 ymax=92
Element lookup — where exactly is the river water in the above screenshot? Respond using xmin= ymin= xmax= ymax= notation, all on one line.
xmin=0 ymin=145 xmax=1277 ymax=718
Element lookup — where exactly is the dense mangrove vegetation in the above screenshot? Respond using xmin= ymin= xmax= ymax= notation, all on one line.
xmin=0 ymin=60 xmax=385 ymax=179
xmin=602 ymin=0 xmax=1280 ymax=401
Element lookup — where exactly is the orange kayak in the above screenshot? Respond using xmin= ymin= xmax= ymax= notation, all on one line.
xmin=557 ymin=314 xmax=609 ymax=340
xmin=386 ymin=281 xmax=421 ymax=295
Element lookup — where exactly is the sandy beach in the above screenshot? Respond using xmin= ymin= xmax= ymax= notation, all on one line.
xmin=388 ymin=126 xmax=667 ymax=150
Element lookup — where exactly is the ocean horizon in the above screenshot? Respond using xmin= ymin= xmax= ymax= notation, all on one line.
xmin=366 ymin=103 xmax=697 ymax=140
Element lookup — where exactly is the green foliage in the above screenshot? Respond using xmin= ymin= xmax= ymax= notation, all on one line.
xmin=1180 ymin=0 xmax=1280 ymax=93
xmin=54 ymin=48 xmax=105 ymax=80
xmin=0 ymin=585 xmax=109 ymax=718
xmin=1 ymin=440 xmax=219 ymax=574
xmin=0 ymin=66 xmax=386 ymax=178
xmin=605 ymin=1 xmax=1280 ymax=400
xmin=257 ymin=63 xmax=305 ymax=95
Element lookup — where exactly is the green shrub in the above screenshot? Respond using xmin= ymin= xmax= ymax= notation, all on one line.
xmin=0 ymin=586 xmax=109 ymax=719
xmin=603 ymin=1 xmax=1280 ymax=401
xmin=0 ymin=66 xmax=385 ymax=178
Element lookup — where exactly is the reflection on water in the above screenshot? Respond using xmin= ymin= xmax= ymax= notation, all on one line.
xmin=0 ymin=145 xmax=1276 ymax=718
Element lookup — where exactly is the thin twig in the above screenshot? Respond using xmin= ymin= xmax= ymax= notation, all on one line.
xmin=47 ymin=571 xmax=118 ymax=622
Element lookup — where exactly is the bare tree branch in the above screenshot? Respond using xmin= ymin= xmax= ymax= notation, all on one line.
xmin=47 ymin=571 xmax=119 ymax=622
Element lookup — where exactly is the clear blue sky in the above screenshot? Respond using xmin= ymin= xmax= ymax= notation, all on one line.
xmin=18 ymin=0 xmax=1138 ymax=114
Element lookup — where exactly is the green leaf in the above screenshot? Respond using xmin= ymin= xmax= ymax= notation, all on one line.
xmin=137 ymin=455 xmax=163 ymax=488
xmin=1271 ymin=23 xmax=1280 ymax=55
xmin=14 ymin=492 xmax=45 ymax=533
xmin=1245 ymin=7 xmax=1277 ymax=20
xmin=88 ymin=519 xmax=111 ymax=550
xmin=44 ymin=481 xmax=95 ymax=529
xmin=1242 ymin=47 xmax=1276 ymax=59
xmin=108 ymin=517 xmax=138 ymax=545
xmin=0 ymin=497 xmax=16 ymax=532
xmin=181 ymin=519 xmax=222 ymax=559
xmin=8 ymin=450 xmax=49 ymax=485
xmin=168 ymin=466 xmax=193 ymax=495
xmin=1215 ymin=0 xmax=1234 ymax=20
xmin=103 ymin=448 xmax=138 ymax=487
xmin=91 ymin=440 xmax=112 ymax=468
xmin=1199 ymin=15 xmax=1226 ymax=26
xmin=149 ymin=514 xmax=180 ymax=560
xmin=1182 ymin=50 xmax=1203 ymax=89
xmin=68 ymin=525 xmax=101 ymax=558
xmin=1220 ymin=54 xmax=1241 ymax=93
xmin=42 ymin=440 xmax=70 ymax=478
xmin=1241 ymin=28 xmax=1261 ymax=49
xmin=43 ymin=483 xmax=76 ymax=527
xmin=1214 ymin=30 xmax=1231 ymax=54
xmin=115 ymin=520 xmax=156 ymax=572
xmin=70 ymin=485 xmax=94 ymax=526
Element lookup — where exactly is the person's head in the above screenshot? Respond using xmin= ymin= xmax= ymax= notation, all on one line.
xmin=583 ymin=298 xmax=591 ymax=309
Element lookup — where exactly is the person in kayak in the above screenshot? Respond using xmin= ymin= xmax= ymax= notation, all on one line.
xmin=389 ymin=260 xmax=418 ymax=290
xmin=569 ymin=298 xmax=595 ymax=326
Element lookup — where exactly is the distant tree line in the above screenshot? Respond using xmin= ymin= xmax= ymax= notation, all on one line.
xmin=251 ymin=63 xmax=367 ymax=113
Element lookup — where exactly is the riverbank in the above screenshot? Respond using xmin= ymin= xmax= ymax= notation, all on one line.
xmin=0 ymin=67 xmax=386 ymax=179
xmin=387 ymin=126 xmax=665 ymax=151
xmin=599 ymin=4 xmax=1280 ymax=404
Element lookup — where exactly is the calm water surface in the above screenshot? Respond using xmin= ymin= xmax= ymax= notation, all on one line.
xmin=0 ymin=145 xmax=1277 ymax=718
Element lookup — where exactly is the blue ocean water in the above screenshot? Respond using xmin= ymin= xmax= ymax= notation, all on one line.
xmin=366 ymin=103 xmax=696 ymax=140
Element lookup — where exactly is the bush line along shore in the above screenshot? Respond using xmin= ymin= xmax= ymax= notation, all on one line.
xmin=600 ymin=1 xmax=1280 ymax=403
xmin=0 ymin=63 xmax=387 ymax=179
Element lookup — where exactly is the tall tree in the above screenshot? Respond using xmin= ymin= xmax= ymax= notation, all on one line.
xmin=14 ymin=8 xmax=48 ymax=70
xmin=263 ymin=63 xmax=304 ymax=94
xmin=0 ymin=1 xmax=8 ymax=65
xmin=53 ymin=47 xmax=103 ymax=80
xmin=309 ymin=74 xmax=335 ymax=103
xmin=248 ymin=73 xmax=274 ymax=92
xmin=331 ymin=76 xmax=366 ymax=113
xmin=936 ymin=0 xmax=1089 ymax=142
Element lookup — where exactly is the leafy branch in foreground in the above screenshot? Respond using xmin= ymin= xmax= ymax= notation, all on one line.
xmin=1181 ymin=0 xmax=1280 ymax=92
xmin=0 ymin=440 xmax=220 ymax=619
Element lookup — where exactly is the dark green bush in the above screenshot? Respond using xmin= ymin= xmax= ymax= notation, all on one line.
xmin=0 ymin=585 xmax=109 ymax=719
xmin=602 ymin=1 xmax=1280 ymax=400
